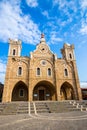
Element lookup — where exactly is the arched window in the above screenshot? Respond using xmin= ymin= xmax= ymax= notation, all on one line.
xmin=18 ymin=67 xmax=22 ymax=75
xmin=64 ymin=69 xmax=68 ymax=76
xmin=48 ymin=68 xmax=51 ymax=76
xmin=37 ymin=68 xmax=40 ymax=75
xmin=69 ymin=53 xmax=72 ymax=59
xmin=13 ymin=49 xmax=16 ymax=56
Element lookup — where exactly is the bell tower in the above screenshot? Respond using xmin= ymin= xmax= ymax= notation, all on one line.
xmin=61 ymin=43 xmax=75 ymax=61
xmin=61 ymin=43 xmax=82 ymax=100
xmin=8 ymin=39 xmax=22 ymax=57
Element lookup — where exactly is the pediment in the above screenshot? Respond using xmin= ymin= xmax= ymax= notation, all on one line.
xmin=31 ymin=43 xmax=54 ymax=57
xmin=30 ymin=34 xmax=57 ymax=59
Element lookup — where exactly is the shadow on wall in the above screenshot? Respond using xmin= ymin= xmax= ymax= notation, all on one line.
xmin=0 ymin=82 xmax=4 ymax=102
xmin=81 ymin=88 xmax=87 ymax=100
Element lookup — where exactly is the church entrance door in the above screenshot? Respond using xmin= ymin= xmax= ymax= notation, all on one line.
xmin=33 ymin=81 xmax=56 ymax=101
xmin=39 ymin=90 xmax=45 ymax=100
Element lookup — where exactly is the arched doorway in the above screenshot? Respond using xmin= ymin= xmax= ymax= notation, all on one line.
xmin=60 ymin=82 xmax=74 ymax=100
xmin=33 ymin=81 xmax=56 ymax=101
xmin=12 ymin=81 xmax=28 ymax=101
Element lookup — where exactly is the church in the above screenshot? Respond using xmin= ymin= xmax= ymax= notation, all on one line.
xmin=2 ymin=34 xmax=82 ymax=102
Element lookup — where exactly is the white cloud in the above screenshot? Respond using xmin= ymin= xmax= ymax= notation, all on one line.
xmin=57 ymin=17 xmax=73 ymax=27
xmin=0 ymin=59 xmax=6 ymax=84
xmin=0 ymin=0 xmax=41 ymax=44
xmin=77 ymin=1 xmax=87 ymax=35
xmin=49 ymin=31 xmax=63 ymax=44
xmin=80 ymin=25 xmax=87 ymax=35
xmin=51 ymin=36 xmax=62 ymax=43
xmin=80 ymin=20 xmax=87 ymax=35
xmin=53 ymin=0 xmax=77 ymax=13
xmin=0 ymin=60 xmax=6 ymax=73
xmin=53 ymin=0 xmax=66 ymax=8
xmin=0 ymin=73 xmax=5 ymax=84
xmin=42 ymin=11 xmax=49 ymax=19
xmin=80 ymin=0 xmax=87 ymax=17
xmin=80 ymin=0 xmax=87 ymax=10
xmin=26 ymin=0 xmax=38 ymax=7
xmin=80 ymin=82 xmax=87 ymax=88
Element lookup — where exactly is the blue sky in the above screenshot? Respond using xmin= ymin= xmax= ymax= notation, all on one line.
xmin=0 ymin=0 xmax=87 ymax=85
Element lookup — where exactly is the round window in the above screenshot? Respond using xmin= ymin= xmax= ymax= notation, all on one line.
xmin=41 ymin=60 xmax=46 ymax=65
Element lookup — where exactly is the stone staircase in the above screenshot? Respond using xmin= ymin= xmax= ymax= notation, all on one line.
xmin=46 ymin=101 xmax=81 ymax=113
xmin=34 ymin=100 xmax=87 ymax=113
xmin=0 ymin=102 xmax=18 ymax=115
xmin=30 ymin=102 xmax=35 ymax=114
xmin=0 ymin=100 xmax=87 ymax=115
xmin=0 ymin=102 xmax=28 ymax=115
xmin=17 ymin=102 xmax=28 ymax=114
xmin=70 ymin=100 xmax=87 ymax=111
xmin=35 ymin=102 xmax=50 ymax=113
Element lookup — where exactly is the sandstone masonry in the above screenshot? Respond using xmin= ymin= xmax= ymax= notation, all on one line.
xmin=2 ymin=34 xmax=82 ymax=102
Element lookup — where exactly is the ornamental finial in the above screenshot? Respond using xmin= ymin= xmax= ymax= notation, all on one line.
xmin=41 ymin=33 xmax=44 ymax=38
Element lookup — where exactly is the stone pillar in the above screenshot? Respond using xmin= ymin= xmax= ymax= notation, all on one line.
xmin=72 ymin=61 xmax=82 ymax=100
xmin=56 ymin=81 xmax=61 ymax=101
xmin=2 ymin=86 xmax=8 ymax=102
xmin=28 ymin=81 xmax=33 ymax=101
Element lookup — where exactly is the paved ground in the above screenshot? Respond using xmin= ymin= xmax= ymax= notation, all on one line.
xmin=0 ymin=111 xmax=87 ymax=130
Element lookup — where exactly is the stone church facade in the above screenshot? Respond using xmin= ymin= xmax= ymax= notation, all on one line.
xmin=2 ymin=34 xmax=82 ymax=102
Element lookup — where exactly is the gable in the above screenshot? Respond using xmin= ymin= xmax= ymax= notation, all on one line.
xmin=30 ymin=34 xmax=55 ymax=58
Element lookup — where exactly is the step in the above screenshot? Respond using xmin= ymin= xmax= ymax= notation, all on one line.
xmin=0 ymin=101 xmax=86 ymax=115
